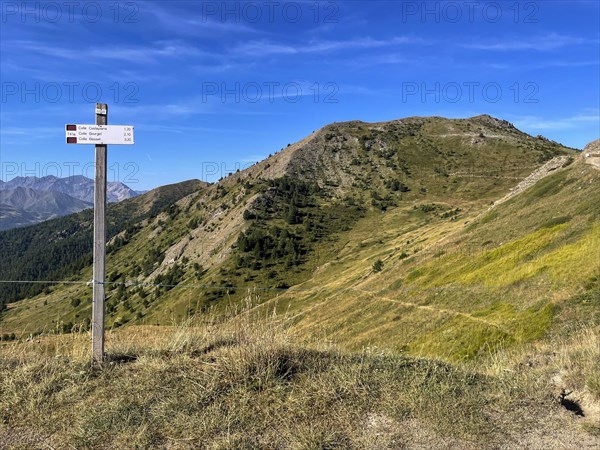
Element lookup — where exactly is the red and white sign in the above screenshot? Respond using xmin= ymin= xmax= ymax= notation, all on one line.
xmin=65 ymin=124 xmax=134 ymax=145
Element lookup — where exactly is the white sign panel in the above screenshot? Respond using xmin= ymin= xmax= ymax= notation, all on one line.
xmin=65 ymin=124 xmax=134 ymax=145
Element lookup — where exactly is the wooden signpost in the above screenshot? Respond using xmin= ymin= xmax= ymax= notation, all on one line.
xmin=66 ymin=103 xmax=134 ymax=364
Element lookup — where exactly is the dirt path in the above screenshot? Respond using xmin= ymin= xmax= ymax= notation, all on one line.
xmin=353 ymin=288 xmax=509 ymax=333
xmin=258 ymin=281 xmax=510 ymax=336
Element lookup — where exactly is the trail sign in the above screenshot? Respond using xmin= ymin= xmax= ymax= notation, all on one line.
xmin=66 ymin=124 xmax=134 ymax=145
xmin=66 ymin=104 xmax=135 ymax=365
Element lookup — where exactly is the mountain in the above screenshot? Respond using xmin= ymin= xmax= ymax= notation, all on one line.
xmin=0 ymin=187 xmax=93 ymax=231
xmin=0 ymin=203 xmax=39 ymax=231
xmin=0 ymin=175 xmax=142 ymax=230
xmin=0 ymin=175 xmax=140 ymax=203
xmin=0 ymin=179 xmax=207 ymax=304
xmin=1 ymin=114 xmax=598 ymax=439
xmin=1 ymin=115 xmax=595 ymax=340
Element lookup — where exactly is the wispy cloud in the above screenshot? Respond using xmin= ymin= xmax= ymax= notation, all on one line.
xmin=192 ymin=63 xmax=251 ymax=74
xmin=512 ymin=113 xmax=600 ymax=131
xmin=231 ymin=36 xmax=429 ymax=57
xmin=1 ymin=126 xmax=59 ymax=137
xmin=142 ymin=1 xmax=259 ymax=36
xmin=347 ymin=52 xmax=411 ymax=68
xmin=135 ymin=123 xmax=267 ymax=134
xmin=7 ymin=40 xmax=205 ymax=64
xmin=463 ymin=33 xmax=599 ymax=51
xmin=109 ymin=96 xmax=282 ymax=123
xmin=108 ymin=101 xmax=213 ymax=121
xmin=338 ymin=84 xmax=381 ymax=96
xmin=0 ymin=126 xmax=62 ymax=146
xmin=448 ymin=59 xmax=599 ymax=71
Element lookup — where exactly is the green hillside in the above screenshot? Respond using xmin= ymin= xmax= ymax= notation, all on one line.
xmin=0 ymin=115 xmax=585 ymax=346
xmin=0 ymin=180 xmax=206 ymax=311
xmin=1 ymin=116 xmax=599 ymax=444
xmin=265 ymin=157 xmax=600 ymax=362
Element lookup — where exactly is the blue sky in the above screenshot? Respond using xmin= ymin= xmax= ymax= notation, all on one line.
xmin=1 ymin=0 xmax=599 ymax=190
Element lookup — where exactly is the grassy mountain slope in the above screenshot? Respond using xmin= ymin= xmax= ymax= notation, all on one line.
xmin=0 ymin=115 xmax=578 ymax=336
xmin=265 ymin=157 xmax=599 ymax=359
xmin=0 ymin=179 xmax=206 ymax=310
xmin=1 ymin=115 xmax=599 ymax=445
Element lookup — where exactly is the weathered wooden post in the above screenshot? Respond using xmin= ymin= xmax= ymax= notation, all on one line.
xmin=92 ymin=103 xmax=108 ymax=364
xmin=65 ymin=104 xmax=134 ymax=364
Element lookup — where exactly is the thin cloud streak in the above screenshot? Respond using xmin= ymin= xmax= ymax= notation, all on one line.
xmin=463 ymin=33 xmax=599 ymax=51
xmin=6 ymin=40 xmax=206 ymax=64
xmin=512 ymin=114 xmax=600 ymax=131
xmin=141 ymin=1 xmax=260 ymax=36
xmin=231 ymin=36 xmax=430 ymax=57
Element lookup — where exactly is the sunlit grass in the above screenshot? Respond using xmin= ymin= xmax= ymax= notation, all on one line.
xmin=1 ymin=298 xmax=598 ymax=449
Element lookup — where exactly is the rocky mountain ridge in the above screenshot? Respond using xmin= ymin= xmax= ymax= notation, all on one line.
xmin=0 ymin=175 xmax=141 ymax=203
xmin=0 ymin=175 xmax=142 ymax=230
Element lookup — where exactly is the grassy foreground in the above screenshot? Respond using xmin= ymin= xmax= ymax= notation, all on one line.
xmin=1 ymin=301 xmax=598 ymax=449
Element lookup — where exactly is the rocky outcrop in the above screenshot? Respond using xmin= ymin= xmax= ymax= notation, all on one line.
xmin=583 ymin=139 xmax=600 ymax=171
xmin=492 ymin=156 xmax=573 ymax=207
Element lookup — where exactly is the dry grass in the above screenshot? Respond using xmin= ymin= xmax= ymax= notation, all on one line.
xmin=478 ymin=322 xmax=600 ymax=435
xmin=1 ymin=297 xmax=597 ymax=449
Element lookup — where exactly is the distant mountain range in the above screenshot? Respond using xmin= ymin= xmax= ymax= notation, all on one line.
xmin=0 ymin=176 xmax=141 ymax=231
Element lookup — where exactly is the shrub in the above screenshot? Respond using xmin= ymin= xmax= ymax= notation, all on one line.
xmin=373 ymin=259 xmax=384 ymax=273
